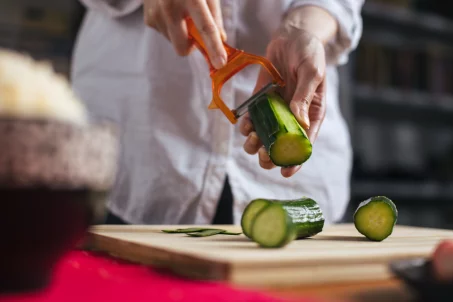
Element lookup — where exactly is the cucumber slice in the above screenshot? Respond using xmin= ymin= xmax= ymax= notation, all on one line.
xmin=353 ymin=196 xmax=398 ymax=241
xmin=250 ymin=203 xmax=297 ymax=248
xmin=248 ymin=92 xmax=312 ymax=167
xmin=241 ymin=199 xmax=271 ymax=239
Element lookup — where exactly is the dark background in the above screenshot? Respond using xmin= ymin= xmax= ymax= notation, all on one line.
xmin=1 ymin=0 xmax=453 ymax=229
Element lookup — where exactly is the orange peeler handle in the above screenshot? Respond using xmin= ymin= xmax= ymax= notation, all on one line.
xmin=186 ymin=17 xmax=285 ymax=124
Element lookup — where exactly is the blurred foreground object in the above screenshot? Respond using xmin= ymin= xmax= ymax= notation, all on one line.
xmin=0 ymin=48 xmax=118 ymax=294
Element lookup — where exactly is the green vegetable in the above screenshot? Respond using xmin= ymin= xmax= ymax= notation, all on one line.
xmin=220 ymin=231 xmax=242 ymax=235
xmin=186 ymin=229 xmax=226 ymax=237
xmin=353 ymin=196 xmax=398 ymax=241
xmin=161 ymin=228 xmax=207 ymax=233
xmin=241 ymin=199 xmax=271 ymax=239
xmin=248 ymin=92 xmax=312 ymax=167
xmin=251 ymin=203 xmax=298 ymax=248
xmin=161 ymin=227 xmax=241 ymax=237
xmin=279 ymin=198 xmax=325 ymax=239
xmin=242 ymin=197 xmax=325 ymax=248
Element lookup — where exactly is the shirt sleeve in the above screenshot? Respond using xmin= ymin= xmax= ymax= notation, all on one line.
xmin=78 ymin=0 xmax=142 ymax=18
xmin=287 ymin=0 xmax=365 ymax=65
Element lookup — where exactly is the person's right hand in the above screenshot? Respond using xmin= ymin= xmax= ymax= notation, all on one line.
xmin=143 ymin=0 xmax=227 ymax=69
xmin=432 ymin=240 xmax=453 ymax=281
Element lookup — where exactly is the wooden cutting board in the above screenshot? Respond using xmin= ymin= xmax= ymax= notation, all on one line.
xmin=83 ymin=224 xmax=453 ymax=288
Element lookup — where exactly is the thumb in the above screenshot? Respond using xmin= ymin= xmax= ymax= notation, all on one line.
xmin=289 ymin=65 xmax=322 ymax=130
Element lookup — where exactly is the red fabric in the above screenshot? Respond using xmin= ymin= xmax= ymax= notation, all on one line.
xmin=1 ymin=251 xmax=320 ymax=302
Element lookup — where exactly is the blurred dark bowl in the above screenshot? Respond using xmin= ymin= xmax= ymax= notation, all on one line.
xmin=0 ymin=117 xmax=118 ymax=294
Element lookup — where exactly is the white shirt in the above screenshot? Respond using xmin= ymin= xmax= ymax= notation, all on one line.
xmin=71 ymin=0 xmax=364 ymax=225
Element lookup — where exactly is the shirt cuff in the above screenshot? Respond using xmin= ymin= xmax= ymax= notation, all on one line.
xmin=287 ymin=0 xmax=364 ymax=65
xmin=79 ymin=0 xmax=142 ymax=18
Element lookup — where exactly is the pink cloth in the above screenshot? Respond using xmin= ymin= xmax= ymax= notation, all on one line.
xmin=1 ymin=251 xmax=321 ymax=302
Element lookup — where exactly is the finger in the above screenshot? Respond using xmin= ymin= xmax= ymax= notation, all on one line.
xmin=207 ymin=0 xmax=227 ymax=41
xmin=305 ymin=80 xmax=326 ymax=143
xmin=187 ymin=1 xmax=227 ymax=69
xmin=161 ymin=2 xmax=193 ymax=55
xmin=281 ymin=165 xmax=302 ymax=178
xmin=289 ymin=63 xmax=324 ymax=130
xmin=239 ymin=113 xmax=254 ymax=136
xmin=433 ymin=240 xmax=453 ymax=281
xmin=252 ymin=67 xmax=273 ymax=95
xmin=243 ymin=132 xmax=262 ymax=155
xmin=258 ymin=147 xmax=276 ymax=170
xmin=143 ymin=0 xmax=155 ymax=27
xmin=145 ymin=6 xmax=170 ymax=40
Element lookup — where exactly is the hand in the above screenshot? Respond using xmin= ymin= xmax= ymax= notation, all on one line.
xmin=432 ymin=240 xmax=453 ymax=281
xmin=240 ymin=25 xmax=327 ymax=178
xmin=143 ymin=0 xmax=227 ymax=69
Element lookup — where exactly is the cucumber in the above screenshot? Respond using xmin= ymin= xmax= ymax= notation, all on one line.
xmin=353 ymin=196 xmax=398 ymax=241
xmin=242 ymin=197 xmax=325 ymax=248
xmin=186 ymin=229 xmax=227 ymax=237
xmin=241 ymin=199 xmax=271 ymax=239
xmin=248 ymin=92 xmax=312 ymax=167
xmin=250 ymin=203 xmax=298 ymax=248
xmin=162 ymin=228 xmax=241 ymax=236
xmin=279 ymin=198 xmax=325 ymax=239
xmin=162 ymin=228 xmax=208 ymax=233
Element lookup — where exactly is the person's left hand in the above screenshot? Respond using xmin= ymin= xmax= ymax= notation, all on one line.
xmin=239 ymin=24 xmax=327 ymax=178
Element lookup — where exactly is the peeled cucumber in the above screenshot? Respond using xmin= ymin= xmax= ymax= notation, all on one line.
xmin=248 ymin=92 xmax=312 ymax=167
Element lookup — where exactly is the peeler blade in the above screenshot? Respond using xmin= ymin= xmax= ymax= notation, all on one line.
xmin=232 ymin=82 xmax=279 ymax=119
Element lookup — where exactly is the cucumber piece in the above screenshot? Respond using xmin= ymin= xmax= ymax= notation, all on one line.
xmin=241 ymin=197 xmax=324 ymax=241
xmin=186 ymin=229 xmax=226 ymax=237
xmin=248 ymin=92 xmax=312 ymax=167
xmin=162 ymin=228 xmax=242 ymax=237
xmin=221 ymin=231 xmax=242 ymax=235
xmin=250 ymin=203 xmax=297 ymax=248
xmin=241 ymin=199 xmax=271 ymax=239
xmin=162 ymin=228 xmax=207 ymax=233
xmin=353 ymin=196 xmax=398 ymax=241
xmin=279 ymin=198 xmax=325 ymax=239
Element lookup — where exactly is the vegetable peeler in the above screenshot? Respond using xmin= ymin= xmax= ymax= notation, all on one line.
xmin=186 ymin=17 xmax=285 ymax=124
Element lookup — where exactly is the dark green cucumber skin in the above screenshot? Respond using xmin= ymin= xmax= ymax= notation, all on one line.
xmin=244 ymin=197 xmax=324 ymax=241
xmin=251 ymin=203 xmax=298 ymax=248
xmin=278 ymin=198 xmax=325 ymax=239
xmin=247 ymin=92 xmax=312 ymax=167
xmin=353 ymin=196 xmax=398 ymax=241
xmin=248 ymin=93 xmax=280 ymax=154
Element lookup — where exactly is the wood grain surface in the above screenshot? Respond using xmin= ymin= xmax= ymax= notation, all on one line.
xmin=83 ymin=223 xmax=453 ymax=288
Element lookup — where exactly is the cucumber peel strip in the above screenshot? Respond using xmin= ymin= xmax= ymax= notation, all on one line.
xmin=161 ymin=227 xmax=241 ymax=237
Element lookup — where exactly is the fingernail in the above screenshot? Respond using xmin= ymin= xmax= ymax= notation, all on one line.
xmin=244 ymin=132 xmax=258 ymax=153
xmin=259 ymin=147 xmax=271 ymax=162
xmin=213 ymin=55 xmax=227 ymax=69
xmin=244 ymin=121 xmax=253 ymax=133
xmin=304 ymin=112 xmax=310 ymax=129
xmin=282 ymin=165 xmax=301 ymax=178
xmin=248 ymin=132 xmax=259 ymax=146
